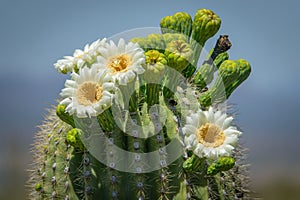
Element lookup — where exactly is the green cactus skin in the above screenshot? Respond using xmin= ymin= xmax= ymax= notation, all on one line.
xmin=192 ymin=63 xmax=215 ymax=90
xmin=213 ymin=52 xmax=229 ymax=69
xmin=28 ymin=8 xmax=253 ymax=200
xmin=28 ymin=101 xmax=251 ymax=200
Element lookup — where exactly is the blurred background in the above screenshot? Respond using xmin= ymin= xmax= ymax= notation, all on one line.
xmin=0 ymin=0 xmax=299 ymax=199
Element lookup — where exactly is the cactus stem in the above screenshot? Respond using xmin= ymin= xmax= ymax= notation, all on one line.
xmin=146 ymin=83 xmax=161 ymax=107
xmin=82 ymin=150 xmax=92 ymax=199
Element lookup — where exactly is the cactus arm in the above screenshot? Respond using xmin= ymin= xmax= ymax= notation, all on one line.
xmin=29 ymin=109 xmax=80 ymax=200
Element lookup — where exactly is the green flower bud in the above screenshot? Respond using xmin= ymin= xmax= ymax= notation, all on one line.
xmin=218 ymin=59 xmax=251 ymax=93
xmin=142 ymin=50 xmax=167 ymax=82
xmin=162 ymin=33 xmax=189 ymax=45
xmin=207 ymin=157 xmax=235 ymax=176
xmin=66 ymin=128 xmax=84 ymax=150
xmin=130 ymin=38 xmax=146 ymax=49
xmin=160 ymin=12 xmax=193 ymax=37
xmin=183 ymin=154 xmax=204 ymax=173
xmin=131 ymin=37 xmax=153 ymax=52
xmin=131 ymin=34 xmax=166 ymax=52
xmin=145 ymin=50 xmax=167 ymax=73
xmin=146 ymin=34 xmax=165 ymax=51
xmin=35 ymin=183 xmax=42 ymax=192
xmin=218 ymin=60 xmax=240 ymax=87
xmin=165 ymin=40 xmax=193 ymax=72
xmin=236 ymin=59 xmax=252 ymax=82
xmin=56 ymin=104 xmax=75 ymax=127
xmin=192 ymin=9 xmax=221 ymax=45
xmin=226 ymin=59 xmax=251 ymax=96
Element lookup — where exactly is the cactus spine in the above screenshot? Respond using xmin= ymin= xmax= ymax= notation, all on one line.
xmin=28 ymin=8 xmax=252 ymax=200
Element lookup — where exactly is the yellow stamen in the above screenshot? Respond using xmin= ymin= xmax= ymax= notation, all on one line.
xmin=76 ymin=54 xmax=83 ymax=59
xmin=108 ymin=54 xmax=131 ymax=73
xmin=196 ymin=123 xmax=225 ymax=147
xmin=77 ymin=81 xmax=103 ymax=106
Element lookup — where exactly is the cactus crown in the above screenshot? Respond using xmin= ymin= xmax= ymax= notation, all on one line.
xmin=28 ymin=8 xmax=251 ymax=200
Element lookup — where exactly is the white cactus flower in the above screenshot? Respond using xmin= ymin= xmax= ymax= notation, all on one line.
xmin=54 ymin=38 xmax=107 ymax=74
xmin=94 ymin=38 xmax=145 ymax=85
xmin=60 ymin=66 xmax=115 ymax=118
xmin=183 ymin=107 xmax=241 ymax=159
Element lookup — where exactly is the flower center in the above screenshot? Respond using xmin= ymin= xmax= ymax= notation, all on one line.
xmin=108 ymin=54 xmax=131 ymax=73
xmin=174 ymin=40 xmax=188 ymax=54
xmin=76 ymin=54 xmax=83 ymax=59
xmin=196 ymin=123 xmax=225 ymax=147
xmin=77 ymin=81 xmax=103 ymax=106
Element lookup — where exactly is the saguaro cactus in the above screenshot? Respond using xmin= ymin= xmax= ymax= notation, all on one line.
xmin=28 ymin=8 xmax=251 ymax=200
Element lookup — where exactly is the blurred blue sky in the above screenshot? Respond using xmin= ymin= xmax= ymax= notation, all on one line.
xmin=0 ymin=0 xmax=300 ymax=197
